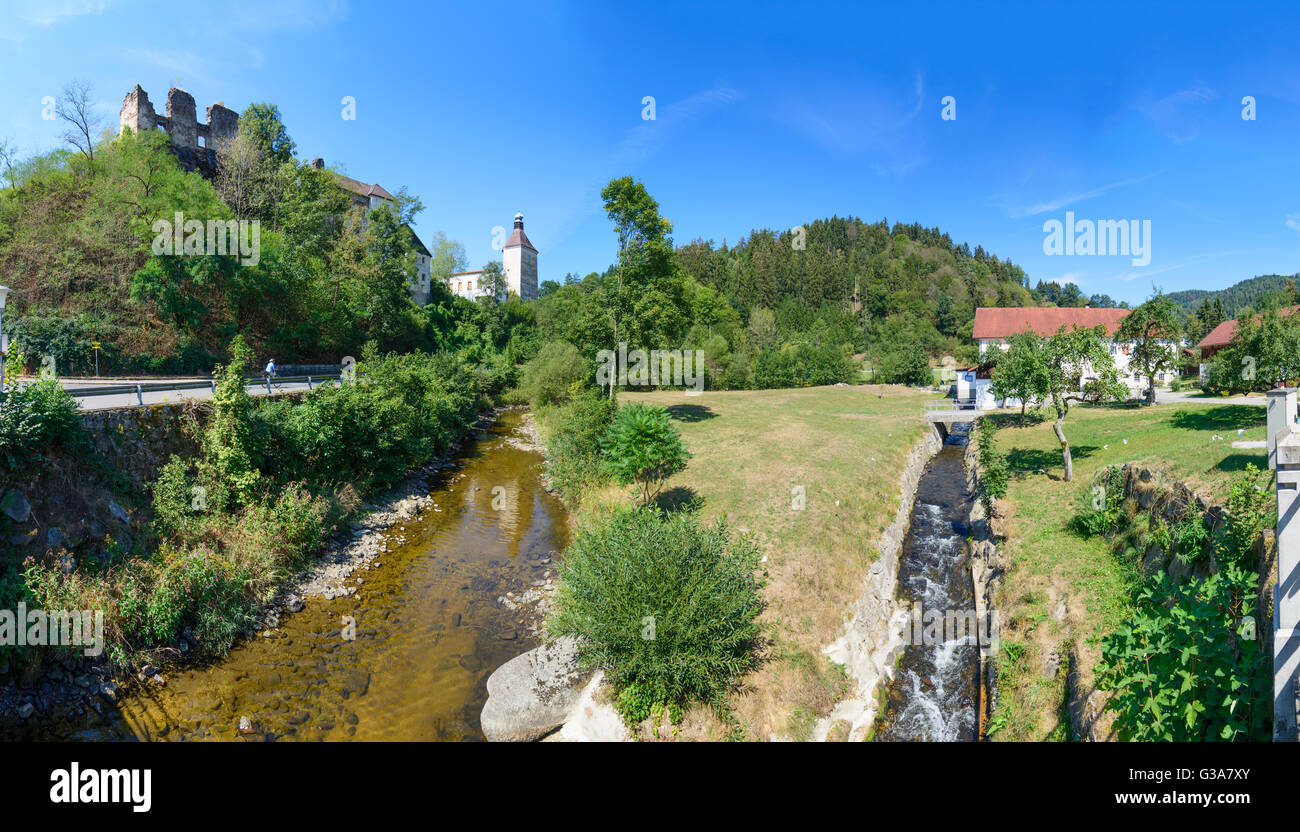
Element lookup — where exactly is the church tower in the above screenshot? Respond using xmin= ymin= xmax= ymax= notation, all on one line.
xmin=502 ymin=212 xmax=538 ymax=300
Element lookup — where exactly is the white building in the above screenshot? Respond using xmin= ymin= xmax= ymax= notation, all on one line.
xmin=963 ymin=306 xmax=1176 ymax=409
xmin=502 ymin=212 xmax=538 ymax=301
xmin=447 ymin=269 xmax=494 ymax=300
xmin=312 ymin=158 xmax=432 ymax=305
xmin=447 ymin=212 xmax=540 ymax=302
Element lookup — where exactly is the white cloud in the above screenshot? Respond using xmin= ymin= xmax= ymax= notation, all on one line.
xmin=1286 ymin=213 xmax=1300 ymax=233
xmin=1006 ymin=171 xmax=1160 ymax=218
xmin=0 ymin=1 xmax=110 ymax=40
xmin=1130 ymin=84 xmax=1218 ymax=144
xmin=1113 ymin=249 xmax=1243 ymax=282
xmin=543 ymin=83 xmax=743 ymax=252
xmin=774 ymin=70 xmax=928 ymax=176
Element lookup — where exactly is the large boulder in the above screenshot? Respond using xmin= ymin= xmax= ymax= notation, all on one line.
xmin=480 ymin=637 xmax=589 ymax=742
xmin=0 ymin=489 xmax=31 ymax=524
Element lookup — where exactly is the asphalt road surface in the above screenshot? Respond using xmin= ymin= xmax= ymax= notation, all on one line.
xmin=11 ymin=377 xmax=327 ymax=411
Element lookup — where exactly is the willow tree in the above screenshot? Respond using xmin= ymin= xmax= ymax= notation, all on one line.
xmin=1042 ymin=325 xmax=1126 ymax=481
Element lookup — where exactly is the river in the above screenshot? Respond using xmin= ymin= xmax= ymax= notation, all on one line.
xmin=17 ymin=410 xmax=569 ymax=741
xmin=874 ymin=428 xmax=980 ymax=742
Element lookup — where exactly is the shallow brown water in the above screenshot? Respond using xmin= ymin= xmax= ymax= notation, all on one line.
xmin=27 ymin=411 xmax=569 ymax=741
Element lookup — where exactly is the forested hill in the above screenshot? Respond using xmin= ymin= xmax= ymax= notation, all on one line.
xmin=1166 ymin=273 xmax=1298 ymax=318
xmin=674 ymin=216 xmax=1039 ymax=362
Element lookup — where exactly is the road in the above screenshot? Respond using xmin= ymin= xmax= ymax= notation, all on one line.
xmin=4 ymin=377 xmax=327 ymax=411
xmin=1154 ymin=389 xmax=1266 ymax=406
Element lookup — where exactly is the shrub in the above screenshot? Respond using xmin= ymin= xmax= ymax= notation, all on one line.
xmin=520 ymin=340 xmax=588 ymax=407
xmin=151 ymin=455 xmax=202 ymax=540
xmin=875 ymin=343 xmax=932 ymax=386
xmin=543 ymin=385 xmax=615 ymax=503
xmin=1071 ymin=465 xmax=1126 ymax=537
xmin=200 ymin=335 xmax=262 ymax=508
xmin=1095 ymin=465 xmax=1276 ymax=741
xmin=0 ymin=378 xmax=86 ymax=472
xmin=1170 ymin=513 xmax=1210 ymax=564
xmin=975 ymin=423 xmax=1008 ymax=512
xmin=251 ymin=347 xmax=482 ymax=494
xmin=601 ymin=402 xmax=690 ymax=505
xmin=1095 ymin=566 xmax=1268 ymax=741
xmin=548 ymin=507 xmax=764 ymax=721
xmin=751 ymin=341 xmax=855 ymax=389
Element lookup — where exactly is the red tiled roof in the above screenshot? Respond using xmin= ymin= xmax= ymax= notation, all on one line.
xmin=449 ymin=270 xmax=484 ymax=277
xmin=505 ymin=228 xmax=535 ymax=251
xmin=1197 ymin=305 xmax=1300 ymax=349
xmin=505 ymin=213 xmax=536 ymax=252
xmin=972 ymin=307 xmax=1131 ymax=340
xmin=332 ymin=172 xmax=395 ymax=203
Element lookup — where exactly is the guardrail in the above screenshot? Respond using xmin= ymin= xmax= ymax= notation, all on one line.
xmin=57 ymin=373 xmax=344 ymax=406
xmin=924 ymin=399 xmax=980 ymax=414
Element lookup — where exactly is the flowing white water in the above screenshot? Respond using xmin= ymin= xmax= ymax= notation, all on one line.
xmin=875 ymin=432 xmax=978 ymax=742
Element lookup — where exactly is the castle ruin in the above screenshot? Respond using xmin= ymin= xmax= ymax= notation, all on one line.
xmin=120 ymin=85 xmax=238 ymax=175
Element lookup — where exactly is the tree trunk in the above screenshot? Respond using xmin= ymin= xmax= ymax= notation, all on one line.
xmin=1054 ymin=414 xmax=1073 ymax=481
xmin=1147 ymin=376 xmax=1157 ymax=406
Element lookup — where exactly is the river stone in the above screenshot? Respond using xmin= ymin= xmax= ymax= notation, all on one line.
xmin=108 ymin=501 xmax=130 ymax=524
xmin=480 ymin=637 xmax=589 ymax=742
xmin=0 ymin=489 xmax=31 ymax=524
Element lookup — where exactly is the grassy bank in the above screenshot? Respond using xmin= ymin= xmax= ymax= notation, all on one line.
xmin=554 ymin=384 xmax=937 ymax=739
xmin=985 ymin=401 xmax=1269 ymax=741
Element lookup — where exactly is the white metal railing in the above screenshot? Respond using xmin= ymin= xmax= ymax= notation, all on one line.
xmin=925 ymin=399 xmax=980 ymax=413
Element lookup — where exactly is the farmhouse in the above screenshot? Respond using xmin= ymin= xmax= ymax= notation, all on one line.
xmin=1196 ymin=305 xmax=1300 ymax=379
xmin=960 ymin=306 xmax=1175 ymax=408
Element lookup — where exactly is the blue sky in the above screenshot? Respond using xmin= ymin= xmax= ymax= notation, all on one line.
xmin=3 ymin=0 xmax=1300 ymax=304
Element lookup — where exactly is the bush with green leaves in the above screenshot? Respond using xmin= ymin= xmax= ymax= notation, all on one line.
xmin=1170 ymin=513 xmax=1211 ymax=564
xmin=600 ymin=402 xmax=690 ymax=504
xmin=1071 ymin=465 xmax=1126 ymax=537
xmin=548 ymin=507 xmax=764 ymax=723
xmin=252 ymin=345 xmax=482 ymax=493
xmin=975 ymin=423 xmax=1008 ymax=512
xmin=751 ymin=341 xmax=855 ymax=389
xmin=519 ymin=340 xmax=588 ymax=407
xmin=1095 ymin=564 xmax=1268 ymax=741
xmin=1095 ymin=465 xmax=1275 ymax=741
xmin=875 ymin=342 xmax=933 ymax=386
xmin=542 ymin=384 xmax=615 ymax=503
xmin=0 ymin=377 xmax=87 ymax=472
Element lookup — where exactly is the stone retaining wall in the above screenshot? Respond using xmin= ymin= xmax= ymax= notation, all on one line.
xmin=815 ymin=427 xmax=943 ymax=741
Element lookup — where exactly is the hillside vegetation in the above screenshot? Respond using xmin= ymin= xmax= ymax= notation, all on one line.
xmin=0 ymin=99 xmax=533 ymax=377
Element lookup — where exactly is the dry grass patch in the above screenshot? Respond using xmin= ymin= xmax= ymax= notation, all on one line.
xmin=582 ymin=384 xmax=937 ymax=739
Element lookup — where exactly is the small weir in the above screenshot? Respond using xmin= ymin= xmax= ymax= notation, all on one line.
xmin=875 ymin=425 xmax=979 ymax=742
